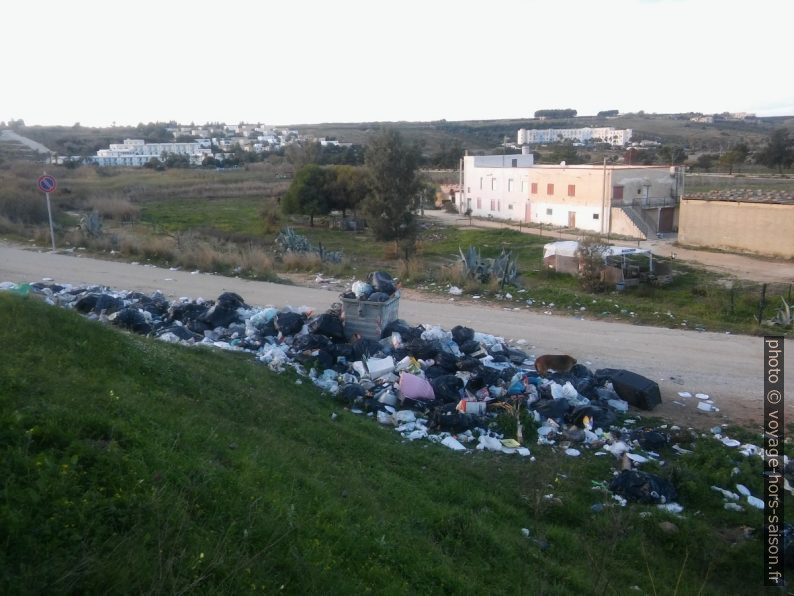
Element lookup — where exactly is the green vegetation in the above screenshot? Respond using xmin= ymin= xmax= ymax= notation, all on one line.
xmin=0 ymin=293 xmax=779 ymax=593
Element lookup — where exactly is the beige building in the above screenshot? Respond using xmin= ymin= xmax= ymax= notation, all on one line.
xmin=678 ymin=191 xmax=794 ymax=259
xmin=458 ymin=159 xmax=682 ymax=238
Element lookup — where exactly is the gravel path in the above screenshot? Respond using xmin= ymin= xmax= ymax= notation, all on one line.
xmin=2 ymin=242 xmax=790 ymax=429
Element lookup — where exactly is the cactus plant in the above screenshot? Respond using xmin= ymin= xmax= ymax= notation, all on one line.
xmin=275 ymin=227 xmax=342 ymax=263
xmin=458 ymin=245 xmax=518 ymax=284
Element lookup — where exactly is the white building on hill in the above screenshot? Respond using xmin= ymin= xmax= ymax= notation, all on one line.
xmin=517 ymin=127 xmax=632 ymax=146
xmin=89 ymin=139 xmax=211 ymax=167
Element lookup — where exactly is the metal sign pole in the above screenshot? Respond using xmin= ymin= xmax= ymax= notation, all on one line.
xmin=45 ymin=191 xmax=56 ymax=251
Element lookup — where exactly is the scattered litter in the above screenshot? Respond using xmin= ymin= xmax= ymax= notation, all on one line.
xmin=565 ymin=448 xmax=581 ymax=457
xmin=695 ymin=393 xmax=710 ymax=400
xmin=677 ymin=391 xmax=692 ymax=398
xmin=697 ymin=402 xmax=719 ymax=412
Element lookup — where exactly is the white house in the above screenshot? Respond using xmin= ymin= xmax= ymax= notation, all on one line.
xmin=459 ymin=153 xmax=536 ymax=219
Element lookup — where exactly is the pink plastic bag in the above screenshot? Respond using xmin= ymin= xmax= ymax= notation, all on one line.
xmin=399 ymin=372 xmax=435 ymax=400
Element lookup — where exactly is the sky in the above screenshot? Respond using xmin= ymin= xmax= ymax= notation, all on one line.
xmin=2 ymin=0 xmax=793 ymax=127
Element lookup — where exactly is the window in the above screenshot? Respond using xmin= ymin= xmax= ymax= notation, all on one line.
xmin=511 ymin=158 xmax=518 ymax=167
xmin=531 ymin=182 xmax=538 ymax=194
xmin=547 ymin=183 xmax=554 ymax=195
xmin=467 ymin=187 xmax=470 ymax=193
xmin=593 ymin=213 xmax=599 ymax=220
xmin=521 ymin=180 xmax=526 ymax=192
xmin=613 ymin=185 xmax=624 ymax=200
xmin=568 ymin=184 xmax=575 ymax=197
xmin=480 ymin=178 xmax=483 ymax=190
xmin=497 ymin=201 xmax=501 ymax=211
xmin=508 ymin=204 xmax=513 ymax=210
xmin=546 ymin=208 xmax=553 ymax=215
xmin=508 ymin=179 xmax=514 ymax=192
xmin=477 ymin=198 xmax=481 ymax=209
xmin=490 ymin=199 xmax=495 ymax=211
xmin=491 ymin=178 xmax=496 ymax=191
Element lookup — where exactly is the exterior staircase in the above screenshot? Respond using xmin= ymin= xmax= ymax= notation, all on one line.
xmin=619 ymin=205 xmax=656 ymax=239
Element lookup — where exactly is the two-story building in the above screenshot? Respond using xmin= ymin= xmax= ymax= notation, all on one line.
xmin=458 ymin=157 xmax=682 ymax=239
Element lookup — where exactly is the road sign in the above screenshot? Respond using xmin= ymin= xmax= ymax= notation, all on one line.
xmin=37 ymin=174 xmax=57 ymax=193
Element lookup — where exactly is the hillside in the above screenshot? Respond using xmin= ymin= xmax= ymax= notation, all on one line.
xmin=4 ymin=113 xmax=793 ymax=163
xmin=0 ymin=292 xmax=774 ymax=594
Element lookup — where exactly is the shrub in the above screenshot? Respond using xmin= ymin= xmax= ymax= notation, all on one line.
xmin=576 ymin=235 xmax=609 ymax=292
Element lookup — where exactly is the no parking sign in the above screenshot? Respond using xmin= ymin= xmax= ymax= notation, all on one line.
xmin=36 ymin=173 xmax=57 ymax=250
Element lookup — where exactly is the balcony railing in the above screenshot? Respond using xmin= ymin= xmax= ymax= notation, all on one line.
xmin=620 ymin=196 xmax=679 ymax=208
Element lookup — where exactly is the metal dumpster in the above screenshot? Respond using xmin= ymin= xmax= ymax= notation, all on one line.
xmin=341 ymin=292 xmax=400 ymax=341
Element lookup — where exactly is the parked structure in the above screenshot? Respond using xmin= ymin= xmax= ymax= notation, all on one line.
xmin=678 ymin=191 xmax=794 ymax=259
xmin=517 ymin=127 xmax=632 ymax=146
xmin=458 ymin=157 xmax=682 ymax=239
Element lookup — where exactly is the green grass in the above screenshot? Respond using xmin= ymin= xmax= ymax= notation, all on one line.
xmin=0 ymin=293 xmax=782 ymax=594
xmin=140 ymin=197 xmax=269 ymax=236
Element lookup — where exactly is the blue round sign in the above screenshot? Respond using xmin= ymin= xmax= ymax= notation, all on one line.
xmin=37 ymin=175 xmax=57 ymax=193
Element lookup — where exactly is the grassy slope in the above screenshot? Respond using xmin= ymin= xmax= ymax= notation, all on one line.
xmin=0 ymin=294 xmax=776 ymax=594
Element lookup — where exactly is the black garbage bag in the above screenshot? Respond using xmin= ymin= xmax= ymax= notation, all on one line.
xmin=490 ymin=354 xmax=510 ymax=363
xmin=573 ymin=376 xmax=599 ymax=400
xmin=292 ymin=333 xmax=332 ymax=351
xmin=633 ymin=430 xmax=669 ymax=451
xmin=127 ymin=291 xmax=170 ymax=316
xmin=75 ymin=293 xmax=123 ymax=314
xmin=595 ymin=368 xmax=661 ymax=411
xmin=294 ymin=349 xmax=334 ymax=370
xmin=158 ymin=324 xmax=201 ymax=341
xmin=351 ymin=338 xmax=382 ymax=361
xmin=330 ymin=342 xmax=355 ymax=361
xmin=506 ymin=348 xmax=530 ymax=365
xmin=381 ymin=319 xmax=424 ymax=342
xmin=430 ymin=375 xmax=463 ymax=403
xmin=533 ymin=398 xmax=571 ymax=422
xmin=275 ymin=311 xmax=305 ymax=336
xmin=369 ymin=271 xmax=396 ymax=295
xmin=424 ymin=365 xmax=448 ymax=380
xmin=498 ymin=367 xmax=518 ymax=382
xmin=434 ymin=351 xmax=458 ymax=372
xmin=458 ymin=356 xmax=481 ymax=372
xmin=341 ymin=291 xmax=356 ymax=300
xmin=405 ymin=338 xmax=441 ymax=360
xmin=366 ymin=292 xmax=391 ymax=302
xmin=568 ymin=404 xmax=617 ymax=430
xmin=308 ymin=313 xmax=345 ymax=341
xmin=570 ymin=363 xmax=594 ymax=379
xmin=168 ymin=301 xmax=208 ymax=323
xmin=476 ymin=367 xmax=502 ymax=387
xmin=459 ymin=339 xmax=481 ymax=355
xmin=609 ymin=470 xmax=677 ymax=504
xmin=201 ymin=297 xmax=244 ymax=328
xmin=429 ymin=408 xmax=480 ymax=433
xmin=217 ymin=291 xmax=248 ymax=310
xmin=339 ymin=383 xmax=368 ymax=406
xmin=451 ymin=325 xmax=474 ymax=345
xmin=111 ymin=308 xmax=152 ymax=334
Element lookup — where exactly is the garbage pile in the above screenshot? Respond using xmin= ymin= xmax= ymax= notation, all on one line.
xmin=341 ymin=270 xmax=398 ymax=303
xmin=1 ymin=279 xmax=777 ymax=516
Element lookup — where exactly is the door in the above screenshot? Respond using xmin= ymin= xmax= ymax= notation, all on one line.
xmin=525 ymin=203 xmax=532 ymax=223
xmin=658 ymin=207 xmax=674 ymax=232
xmin=568 ymin=211 xmax=576 ymax=228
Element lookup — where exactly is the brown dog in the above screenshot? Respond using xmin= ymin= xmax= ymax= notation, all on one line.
xmin=534 ymin=354 xmax=577 ymax=377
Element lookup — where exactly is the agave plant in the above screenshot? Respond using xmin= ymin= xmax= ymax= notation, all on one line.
xmin=80 ymin=212 xmax=103 ymax=238
xmin=458 ymin=245 xmax=518 ymax=284
xmin=766 ymin=298 xmax=793 ymax=329
xmin=275 ymin=227 xmax=342 ymax=263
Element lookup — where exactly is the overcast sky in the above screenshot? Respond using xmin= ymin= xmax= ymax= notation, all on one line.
xmin=3 ymin=0 xmax=792 ymax=127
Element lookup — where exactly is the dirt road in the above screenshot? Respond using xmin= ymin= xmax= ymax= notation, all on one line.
xmin=1 ymin=242 xmax=790 ymax=429
xmin=423 ymin=211 xmax=794 ymax=284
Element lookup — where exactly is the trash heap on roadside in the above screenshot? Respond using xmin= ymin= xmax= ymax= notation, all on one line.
xmin=1 ymin=275 xmax=780 ymax=515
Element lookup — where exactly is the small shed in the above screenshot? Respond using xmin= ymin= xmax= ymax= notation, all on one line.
xmin=543 ymin=241 xmax=581 ymax=275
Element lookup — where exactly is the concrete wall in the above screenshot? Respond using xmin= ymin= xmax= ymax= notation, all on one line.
xmin=611 ymin=168 xmax=676 ymax=205
xmin=678 ymin=199 xmax=794 ymax=259
xmin=609 ymin=207 xmax=645 ymax=239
